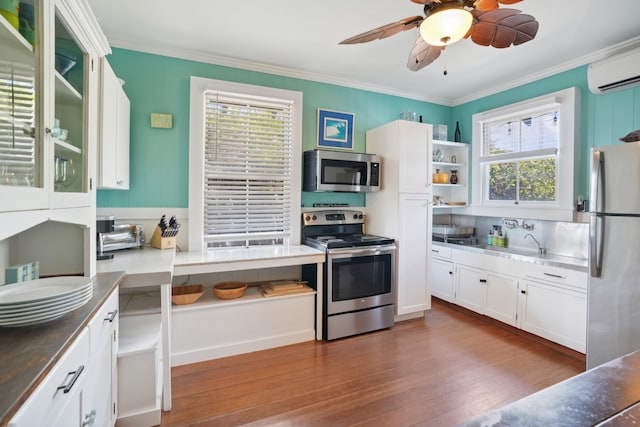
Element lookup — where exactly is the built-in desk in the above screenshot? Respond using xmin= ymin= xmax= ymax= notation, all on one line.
xmin=96 ymin=244 xmax=325 ymax=414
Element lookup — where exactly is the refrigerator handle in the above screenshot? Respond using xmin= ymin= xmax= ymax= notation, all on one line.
xmin=590 ymin=150 xmax=605 ymax=213
xmin=589 ymin=215 xmax=604 ymax=278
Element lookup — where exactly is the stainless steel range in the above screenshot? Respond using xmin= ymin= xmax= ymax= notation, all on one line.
xmin=302 ymin=210 xmax=396 ymax=340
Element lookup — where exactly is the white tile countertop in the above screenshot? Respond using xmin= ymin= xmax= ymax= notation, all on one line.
xmin=96 ymin=246 xmax=175 ymax=287
xmin=96 ymin=244 xmax=326 ymax=281
xmin=173 ymin=245 xmax=325 ymax=276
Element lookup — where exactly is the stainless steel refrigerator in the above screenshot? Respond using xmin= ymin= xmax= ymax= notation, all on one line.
xmin=587 ymin=140 xmax=640 ymax=369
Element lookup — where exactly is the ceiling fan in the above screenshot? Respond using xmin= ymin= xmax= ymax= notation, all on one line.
xmin=339 ymin=0 xmax=539 ymax=72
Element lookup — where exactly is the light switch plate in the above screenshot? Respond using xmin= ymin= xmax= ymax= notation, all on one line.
xmin=150 ymin=113 xmax=173 ymax=129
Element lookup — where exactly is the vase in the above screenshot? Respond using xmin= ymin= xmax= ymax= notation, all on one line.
xmin=449 ymin=170 xmax=458 ymax=184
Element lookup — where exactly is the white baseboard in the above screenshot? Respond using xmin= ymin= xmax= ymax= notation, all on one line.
xmin=171 ymin=330 xmax=316 ymax=366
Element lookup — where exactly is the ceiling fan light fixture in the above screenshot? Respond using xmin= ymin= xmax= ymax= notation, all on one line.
xmin=420 ymin=7 xmax=473 ymax=46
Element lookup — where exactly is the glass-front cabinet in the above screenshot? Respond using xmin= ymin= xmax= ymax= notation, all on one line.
xmin=0 ymin=0 xmax=104 ymax=213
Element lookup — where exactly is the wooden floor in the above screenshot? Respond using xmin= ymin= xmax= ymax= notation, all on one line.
xmin=159 ymin=300 xmax=585 ymax=427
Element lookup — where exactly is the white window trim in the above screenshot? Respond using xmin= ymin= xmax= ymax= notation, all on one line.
xmin=188 ymin=76 xmax=302 ymax=252
xmin=471 ymin=87 xmax=580 ymax=222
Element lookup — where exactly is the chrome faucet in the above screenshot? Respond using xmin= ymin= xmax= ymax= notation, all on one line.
xmin=524 ymin=233 xmax=546 ymax=254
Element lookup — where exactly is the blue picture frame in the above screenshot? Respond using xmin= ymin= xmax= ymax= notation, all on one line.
xmin=317 ymin=109 xmax=354 ymax=150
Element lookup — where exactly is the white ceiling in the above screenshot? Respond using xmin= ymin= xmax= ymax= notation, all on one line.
xmin=87 ymin=0 xmax=640 ymax=106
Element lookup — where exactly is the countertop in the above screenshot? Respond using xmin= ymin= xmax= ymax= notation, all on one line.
xmin=0 ymin=271 xmax=124 ymax=426
xmin=96 ymin=246 xmax=175 ymax=287
xmin=96 ymin=244 xmax=325 ymax=279
xmin=459 ymin=349 xmax=640 ymax=427
xmin=433 ymin=241 xmax=588 ymax=272
xmin=173 ymin=245 xmax=325 ymax=275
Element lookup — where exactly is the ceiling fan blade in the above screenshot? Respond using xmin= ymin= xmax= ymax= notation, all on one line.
xmin=467 ymin=9 xmax=538 ymax=48
xmin=407 ymin=37 xmax=444 ymax=71
xmin=339 ymin=16 xmax=423 ymax=44
xmin=409 ymin=0 xmax=438 ymax=4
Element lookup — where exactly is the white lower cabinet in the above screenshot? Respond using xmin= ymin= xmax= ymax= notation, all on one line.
xmin=431 ymin=257 xmax=454 ymax=302
xmin=9 ymin=329 xmax=89 ymax=427
xmin=9 ymin=289 xmax=119 ymax=427
xmin=519 ymin=279 xmax=587 ymax=352
xmin=455 ymin=264 xmax=519 ymax=327
xmin=443 ymin=245 xmax=588 ymax=353
xmin=84 ymin=288 xmax=119 ymax=427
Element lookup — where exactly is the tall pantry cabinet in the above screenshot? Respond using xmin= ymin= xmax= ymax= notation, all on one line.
xmin=366 ymin=120 xmax=433 ymax=317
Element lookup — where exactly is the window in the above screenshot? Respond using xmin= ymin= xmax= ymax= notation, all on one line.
xmin=189 ymin=77 xmax=302 ymax=251
xmin=471 ymin=87 xmax=579 ymax=221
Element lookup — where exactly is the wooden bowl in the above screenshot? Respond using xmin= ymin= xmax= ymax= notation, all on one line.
xmin=171 ymin=285 xmax=203 ymax=305
xmin=213 ymin=281 xmax=248 ymax=300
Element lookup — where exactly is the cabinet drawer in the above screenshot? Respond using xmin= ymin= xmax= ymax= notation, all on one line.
xmin=431 ymin=244 xmax=452 ymax=260
xmin=523 ymin=263 xmax=587 ymax=291
xmin=9 ymin=328 xmax=89 ymax=427
xmin=88 ymin=287 xmax=119 ymax=354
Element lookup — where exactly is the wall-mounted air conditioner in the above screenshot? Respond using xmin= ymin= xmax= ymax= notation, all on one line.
xmin=588 ymin=47 xmax=640 ymax=95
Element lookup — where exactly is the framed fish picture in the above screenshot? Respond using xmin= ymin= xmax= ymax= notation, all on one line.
xmin=317 ymin=108 xmax=354 ymax=150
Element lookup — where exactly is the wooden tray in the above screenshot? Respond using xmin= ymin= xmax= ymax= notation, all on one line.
xmin=260 ymin=281 xmax=313 ymax=297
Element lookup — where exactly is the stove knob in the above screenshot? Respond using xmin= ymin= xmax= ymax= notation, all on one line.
xmin=305 ymin=215 xmax=311 ymax=222
xmin=353 ymin=214 xmax=358 ymax=219
xmin=358 ymin=214 xmax=364 ymax=219
xmin=312 ymin=215 xmax=317 ymax=221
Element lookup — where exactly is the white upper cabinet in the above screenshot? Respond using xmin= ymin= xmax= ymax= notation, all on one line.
xmin=366 ymin=120 xmax=432 ymax=195
xmin=0 ymin=0 xmax=109 ymax=215
xmin=97 ymin=57 xmax=130 ymax=190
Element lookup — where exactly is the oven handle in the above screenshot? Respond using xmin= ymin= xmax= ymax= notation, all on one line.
xmin=327 ymin=244 xmax=396 ymax=257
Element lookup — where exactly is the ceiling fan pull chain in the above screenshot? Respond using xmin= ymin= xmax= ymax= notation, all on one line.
xmin=442 ymin=46 xmax=448 ymax=76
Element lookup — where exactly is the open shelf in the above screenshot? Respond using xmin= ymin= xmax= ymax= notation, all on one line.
xmin=0 ymin=14 xmax=35 ymax=66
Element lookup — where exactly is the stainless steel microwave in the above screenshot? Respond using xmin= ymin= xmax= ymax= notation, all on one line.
xmin=303 ymin=149 xmax=381 ymax=193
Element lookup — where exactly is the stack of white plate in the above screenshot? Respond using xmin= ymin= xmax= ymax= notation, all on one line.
xmin=0 ymin=276 xmax=93 ymax=327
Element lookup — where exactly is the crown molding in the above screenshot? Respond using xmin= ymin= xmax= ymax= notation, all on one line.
xmin=453 ymin=36 xmax=640 ymax=106
xmin=108 ymin=35 xmax=640 ymax=109
xmin=107 ymin=39 xmax=452 ymax=106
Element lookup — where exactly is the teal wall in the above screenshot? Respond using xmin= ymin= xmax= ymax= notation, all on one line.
xmin=97 ymin=48 xmax=640 ymax=210
xmin=96 ymin=48 xmax=451 ymax=208
xmin=452 ymin=66 xmax=640 ymax=200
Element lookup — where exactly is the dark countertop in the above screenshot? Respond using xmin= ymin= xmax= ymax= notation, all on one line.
xmin=0 ymin=271 xmax=124 ymax=427
xmin=459 ymin=350 xmax=640 ymax=426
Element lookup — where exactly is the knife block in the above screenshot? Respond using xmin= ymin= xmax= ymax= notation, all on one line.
xmin=150 ymin=226 xmax=176 ymax=249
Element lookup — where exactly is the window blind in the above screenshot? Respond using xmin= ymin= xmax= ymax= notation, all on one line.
xmin=481 ymin=106 xmax=559 ymax=162
xmin=203 ymin=90 xmax=294 ymax=248
xmin=0 ymin=62 xmax=36 ymax=185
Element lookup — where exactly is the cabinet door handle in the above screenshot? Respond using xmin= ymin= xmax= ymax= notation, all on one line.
xmin=57 ymin=365 xmax=84 ymax=394
xmin=479 ymin=279 xmax=487 ymax=283
xmin=104 ymin=309 xmax=118 ymax=323
xmin=543 ymin=272 xmax=565 ymax=279
xmin=521 ymin=290 xmax=527 ymax=294
xmin=432 ymin=249 xmax=440 ymax=253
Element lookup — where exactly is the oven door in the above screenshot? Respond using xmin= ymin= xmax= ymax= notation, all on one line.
xmin=326 ymin=244 xmax=396 ymax=315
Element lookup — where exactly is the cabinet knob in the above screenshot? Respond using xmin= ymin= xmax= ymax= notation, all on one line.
xmin=521 ymin=290 xmax=527 ymax=294
xmin=449 ymin=271 xmax=453 ymax=275
xmin=117 ymin=180 xmax=125 ymax=186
